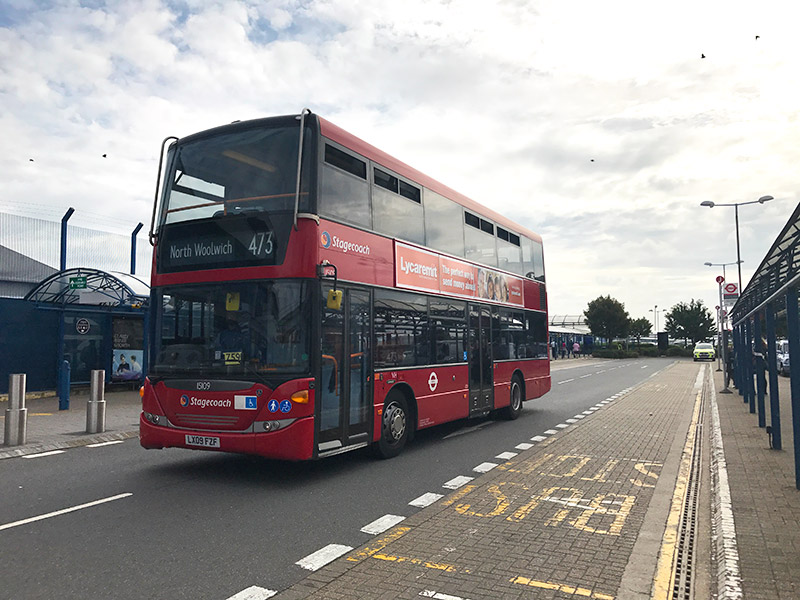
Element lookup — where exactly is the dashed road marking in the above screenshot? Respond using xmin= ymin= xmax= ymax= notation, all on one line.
xmin=495 ymin=451 xmax=517 ymax=460
xmin=226 ymin=586 xmax=277 ymax=600
xmin=565 ymin=418 xmax=578 ymax=423
xmin=443 ymin=476 xmax=474 ymax=490
xmin=361 ymin=514 xmax=406 ymax=535
xmin=557 ymin=378 xmax=575 ymax=385
xmin=641 ymin=365 xmax=649 ymax=369
xmin=409 ymin=493 xmax=444 ymax=508
xmin=543 ymin=429 xmax=558 ymax=435
xmin=86 ymin=440 xmax=124 ymax=448
xmin=579 ymin=374 xmax=593 ymax=378
xmin=0 ymin=493 xmax=133 ymax=532
xmin=555 ymin=423 xmax=569 ymax=429
xmin=296 ymin=544 xmax=353 ymax=571
xmin=473 ymin=462 xmax=498 ymax=473
xmin=573 ymin=414 xmax=586 ymax=419
xmin=515 ymin=443 xmax=534 ymax=450
xmin=22 ymin=450 xmax=65 ymax=459
xmin=530 ymin=435 xmax=548 ymax=442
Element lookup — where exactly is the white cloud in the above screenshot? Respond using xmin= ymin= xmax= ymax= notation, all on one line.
xmin=0 ymin=0 xmax=797 ymax=323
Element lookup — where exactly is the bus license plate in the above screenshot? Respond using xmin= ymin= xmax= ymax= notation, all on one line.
xmin=185 ymin=434 xmax=220 ymax=448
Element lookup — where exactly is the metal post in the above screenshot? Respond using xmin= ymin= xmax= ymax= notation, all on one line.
xmin=60 ymin=207 xmax=75 ymax=272
xmin=130 ymin=222 xmax=143 ymax=274
xmin=721 ymin=329 xmax=732 ymax=393
xmin=753 ymin=313 xmax=766 ymax=427
xmin=785 ymin=286 xmax=800 ymax=489
xmin=765 ymin=302 xmax=782 ymax=450
xmin=58 ymin=360 xmax=70 ymax=411
xmin=86 ymin=370 xmax=106 ymax=434
xmin=734 ymin=203 xmax=743 ymax=293
xmin=4 ymin=374 xmax=28 ymax=446
xmin=745 ymin=318 xmax=756 ymax=412
xmin=717 ymin=281 xmax=725 ymax=373
xmin=733 ymin=324 xmax=742 ymax=393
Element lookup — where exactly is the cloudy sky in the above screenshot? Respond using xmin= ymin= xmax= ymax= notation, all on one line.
xmin=1 ymin=0 xmax=798 ymax=328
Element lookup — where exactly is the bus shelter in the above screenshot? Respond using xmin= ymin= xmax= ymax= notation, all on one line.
xmin=23 ymin=268 xmax=150 ymax=395
xmin=729 ymin=201 xmax=800 ymax=489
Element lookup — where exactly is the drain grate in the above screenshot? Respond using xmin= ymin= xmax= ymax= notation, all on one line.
xmin=671 ymin=388 xmax=705 ymax=599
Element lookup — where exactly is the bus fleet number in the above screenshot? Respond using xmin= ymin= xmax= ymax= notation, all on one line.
xmin=248 ymin=232 xmax=274 ymax=257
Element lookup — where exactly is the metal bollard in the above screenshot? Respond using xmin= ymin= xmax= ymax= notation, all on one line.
xmin=86 ymin=370 xmax=106 ymax=434
xmin=4 ymin=374 xmax=28 ymax=446
xmin=58 ymin=360 xmax=71 ymax=411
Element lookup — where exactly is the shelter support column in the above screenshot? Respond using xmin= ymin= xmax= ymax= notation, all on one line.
xmin=765 ymin=302 xmax=781 ymax=450
xmin=753 ymin=313 xmax=766 ymax=427
xmin=785 ymin=286 xmax=800 ymax=490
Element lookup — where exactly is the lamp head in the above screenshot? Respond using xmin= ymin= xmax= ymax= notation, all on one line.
xmin=704 ymin=262 xmax=712 ymax=266
xmin=758 ymin=195 xmax=774 ymax=204
xmin=700 ymin=201 xmax=715 ymax=208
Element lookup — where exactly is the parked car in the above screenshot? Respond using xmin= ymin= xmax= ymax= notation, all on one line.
xmin=776 ymin=339 xmax=790 ymax=376
xmin=693 ymin=342 xmax=715 ymax=361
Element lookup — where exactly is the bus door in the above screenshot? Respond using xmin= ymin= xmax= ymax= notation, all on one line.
xmin=318 ymin=287 xmax=371 ymax=454
xmin=468 ymin=304 xmax=493 ymax=415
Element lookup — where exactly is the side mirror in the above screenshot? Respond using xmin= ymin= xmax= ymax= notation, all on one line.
xmin=327 ymin=289 xmax=343 ymax=310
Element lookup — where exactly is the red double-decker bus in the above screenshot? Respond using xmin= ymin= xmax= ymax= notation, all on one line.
xmin=140 ymin=110 xmax=550 ymax=460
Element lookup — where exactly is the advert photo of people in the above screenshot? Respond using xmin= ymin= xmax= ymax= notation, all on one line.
xmin=476 ymin=268 xmax=511 ymax=302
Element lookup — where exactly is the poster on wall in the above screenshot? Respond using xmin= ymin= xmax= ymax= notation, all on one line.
xmin=112 ymin=318 xmax=144 ymax=382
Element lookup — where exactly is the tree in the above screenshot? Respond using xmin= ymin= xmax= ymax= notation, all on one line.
xmin=629 ymin=317 xmax=652 ymax=346
xmin=584 ymin=296 xmax=630 ymax=343
xmin=664 ymin=299 xmax=716 ymax=345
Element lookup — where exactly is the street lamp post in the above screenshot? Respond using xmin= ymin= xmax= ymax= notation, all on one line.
xmin=700 ymin=195 xmax=774 ymax=292
xmin=649 ymin=305 xmax=661 ymax=333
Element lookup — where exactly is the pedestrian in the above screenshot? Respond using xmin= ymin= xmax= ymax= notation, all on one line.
xmin=573 ymin=340 xmax=581 ymax=358
xmin=561 ymin=341 xmax=567 ymax=359
xmin=551 ymin=340 xmax=558 ymax=360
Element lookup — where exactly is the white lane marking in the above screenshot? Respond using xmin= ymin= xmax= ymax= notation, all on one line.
xmin=22 ymin=450 xmax=66 ymax=459
xmin=515 ymin=443 xmax=534 ymax=450
xmin=582 ymin=410 xmax=593 ymax=415
xmin=0 ymin=493 xmax=133 ymax=532
xmin=596 ymin=370 xmax=607 ymax=374
xmin=565 ymin=419 xmax=578 ymax=423
xmin=557 ymin=378 xmax=575 ymax=385
xmin=579 ymin=374 xmax=593 ymax=379
xmin=420 ymin=590 xmax=471 ymax=600
xmin=496 ymin=451 xmax=517 ymax=460
xmin=409 ymin=493 xmax=444 ymax=508
xmin=543 ymin=429 xmax=558 ymax=435
xmin=555 ymin=424 xmax=569 ymax=429
xmin=361 ymin=514 xmax=406 ymax=535
xmin=443 ymin=476 xmax=474 ymax=489
xmin=600 ymin=400 xmax=610 ymax=404
xmin=530 ymin=435 xmax=547 ymax=442
xmin=295 ymin=544 xmax=353 ymax=571
xmin=473 ymin=462 xmax=498 ymax=473
xmin=86 ymin=440 xmax=125 ymax=448
xmin=573 ymin=414 xmax=586 ymax=419
xmin=226 ymin=586 xmax=277 ymax=600
xmin=641 ymin=365 xmax=649 ymax=369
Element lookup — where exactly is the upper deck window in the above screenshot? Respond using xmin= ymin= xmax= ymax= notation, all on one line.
xmin=319 ymin=142 xmax=371 ymax=228
xmin=325 ymin=144 xmax=367 ymax=179
xmin=160 ymin=123 xmax=312 ymax=228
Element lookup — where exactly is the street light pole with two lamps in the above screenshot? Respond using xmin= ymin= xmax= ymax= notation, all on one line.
xmin=700 ymin=195 xmax=774 ymax=293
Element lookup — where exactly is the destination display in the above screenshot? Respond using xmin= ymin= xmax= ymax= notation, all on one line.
xmin=158 ymin=214 xmax=284 ymax=273
xmin=395 ymin=242 xmax=524 ymax=306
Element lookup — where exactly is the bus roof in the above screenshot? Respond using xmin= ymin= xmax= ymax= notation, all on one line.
xmin=318 ymin=116 xmax=543 ymax=245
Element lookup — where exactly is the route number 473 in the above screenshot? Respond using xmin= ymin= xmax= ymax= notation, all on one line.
xmin=249 ymin=232 xmax=274 ymax=257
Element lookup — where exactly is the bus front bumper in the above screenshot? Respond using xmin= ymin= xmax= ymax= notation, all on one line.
xmin=139 ymin=414 xmax=316 ymax=461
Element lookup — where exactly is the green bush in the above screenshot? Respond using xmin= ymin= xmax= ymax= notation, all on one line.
xmin=666 ymin=345 xmax=693 ymax=357
xmin=637 ymin=346 xmax=660 ymax=357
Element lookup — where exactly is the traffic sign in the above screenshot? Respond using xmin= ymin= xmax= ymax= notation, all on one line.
xmin=69 ymin=276 xmax=87 ymax=290
xmin=724 ymin=283 xmax=738 ymax=294
xmin=715 ymin=275 xmax=724 ymax=284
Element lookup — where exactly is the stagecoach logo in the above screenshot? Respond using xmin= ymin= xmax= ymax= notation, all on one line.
xmin=428 ymin=372 xmax=439 ymax=392
xmin=180 ymin=395 xmax=190 ymax=407
xmin=320 ymin=230 xmax=371 ymax=255
xmin=179 ymin=395 xmax=233 ymax=409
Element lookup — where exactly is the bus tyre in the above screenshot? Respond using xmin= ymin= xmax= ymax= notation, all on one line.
xmin=502 ymin=376 xmax=524 ymax=420
xmin=374 ymin=391 xmax=409 ymax=459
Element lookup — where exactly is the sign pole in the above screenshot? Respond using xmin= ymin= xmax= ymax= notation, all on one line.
xmin=716 ymin=275 xmax=730 ymax=393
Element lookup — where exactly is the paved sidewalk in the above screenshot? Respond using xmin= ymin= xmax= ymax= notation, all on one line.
xmin=276 ymin=360 xmax=704 ymax=600
xmin=712 ymin=367 xmax=800 ymax=599
xmin=0 ymin=388 xmax=141 ymax=459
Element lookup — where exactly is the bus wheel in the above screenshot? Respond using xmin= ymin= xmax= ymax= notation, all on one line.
xmin=502 ymin=376 xmax=524 ymax=420
xmin=375 ymin=391 xmax=409 ymax=459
